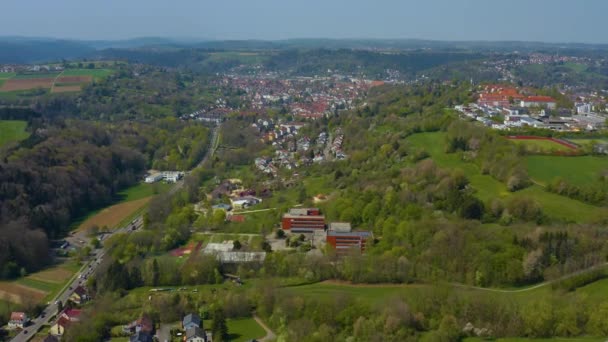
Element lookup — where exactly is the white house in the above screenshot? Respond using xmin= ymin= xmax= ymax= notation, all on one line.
xmin=8 ymin=312 xmax=29 ymax=329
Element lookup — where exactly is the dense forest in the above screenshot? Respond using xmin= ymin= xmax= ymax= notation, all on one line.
xmin=0 ymin=109 xmax=209 ymax=278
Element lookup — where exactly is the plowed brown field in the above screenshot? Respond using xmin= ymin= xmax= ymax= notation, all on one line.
xmin=0 ymin=78 xmax=53 ymax=91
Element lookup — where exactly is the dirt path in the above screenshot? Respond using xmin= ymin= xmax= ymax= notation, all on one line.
xmin=311 ymin=263 xmax=608 ymax=293
xmin=452 ymin=262 xmax=608 ymax=293
xmin=50 ymin=70 xmax=64 ymax=92
xmin=254 ymin=315 xmax=276 ymax=342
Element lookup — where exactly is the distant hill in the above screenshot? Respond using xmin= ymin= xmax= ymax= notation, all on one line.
xmin=0 ymin=38 xmax=94 ymax=64
xmin=2 ymin=36 xmax=608 ymax=64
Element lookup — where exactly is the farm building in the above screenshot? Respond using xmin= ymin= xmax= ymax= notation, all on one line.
xmin=326 ymin=223 xmax=372 ymax=254
xmin=282 ymin=208 xmax=325 ymax=232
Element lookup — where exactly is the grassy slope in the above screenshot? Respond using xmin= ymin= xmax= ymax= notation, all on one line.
xmin=0 ymin=120 xmax=29 ymax=146
xmin=526 ymin=155 xmax=607 ymax=187
xmin=407 ymin=132 xmax=605 ymax=222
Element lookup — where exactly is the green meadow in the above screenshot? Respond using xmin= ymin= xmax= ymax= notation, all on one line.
xmin=407 ymin=132 xmax=606 ymax=223
xmin=526 ymin=155 xmax=608 ymax=187
xmin=0 ymin=120 xmax=29 ymax=146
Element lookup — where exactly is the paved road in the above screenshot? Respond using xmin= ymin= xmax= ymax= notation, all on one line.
xmin=11 ymin=123 xmax=221 ymax=342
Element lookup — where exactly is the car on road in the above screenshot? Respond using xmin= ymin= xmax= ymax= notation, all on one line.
xmin=23 ymin=330 xmax=28 ymax=334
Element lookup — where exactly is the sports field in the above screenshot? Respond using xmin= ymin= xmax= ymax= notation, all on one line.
xmin=526 ymin=155 xmax=608 ymax=187
xmin=407 ymin=132 xmax=606 ymax=223
xmin=0 ymin=120 xmax=29 ymax=146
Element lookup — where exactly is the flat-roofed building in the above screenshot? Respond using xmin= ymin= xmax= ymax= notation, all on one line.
xmin=326 ymin=222 xmax=371 ymax=254
xmin=281 ymin=208 xmax=325 ymax=232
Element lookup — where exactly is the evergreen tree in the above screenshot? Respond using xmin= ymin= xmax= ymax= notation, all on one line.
xmin=152 ymin=258 xmax=160 ymax=286
xmin=211 ymin=307 xmax=228 ymax=342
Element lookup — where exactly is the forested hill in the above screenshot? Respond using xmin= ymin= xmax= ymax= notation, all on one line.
xmin=0 ymin=112 xmax=210 ymax=278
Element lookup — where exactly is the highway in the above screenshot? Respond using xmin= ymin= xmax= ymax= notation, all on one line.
xmin=11 ymin=123 xmax=220 ymax=342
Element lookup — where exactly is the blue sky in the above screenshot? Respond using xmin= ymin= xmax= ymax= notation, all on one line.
xmin=2 ymin=0 xmax=606 ymax=43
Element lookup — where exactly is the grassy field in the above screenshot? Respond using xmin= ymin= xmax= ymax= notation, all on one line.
xmin=118 ymin=182 xmax=171 ymax=202
xmin=0 ymin=120 xmax=29 ymax=146
xmin=227 ymin=317 xmax=267 ymax=342
xmin=62 ymin=68 xmax=114 ymax=80
xmin=0 ymin=72 xmax=16 ymax=78
xmin=526 ymin=155 xmax=608 ymax=187
xmin=510 ymin=139 xmax=573 ymax=153
xmin=407 ymin=132 xmax=606 ymax=223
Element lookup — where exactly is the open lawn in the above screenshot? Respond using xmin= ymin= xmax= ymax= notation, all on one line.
xmin=573 ymin=277 xmax=608 ymax=303
xmin=0 ymin=120 xmax=29 ymax=146
xmin=407 ymin=133 xmax=606 ymax=223
xmin=526 ymin=155 xmax=608 ymax=187
xmin=118 ymin=182 xmax=171 ymax=202
xmin=227 ymin=318 xmax=267 ymax=342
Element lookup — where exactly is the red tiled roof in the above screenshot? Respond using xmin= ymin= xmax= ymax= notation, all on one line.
xmin=10 ymin=312 xmax=26 ymax=321
xmin=524 ymin=96 xmax=556 ymax=102
xmin=62 ymin=309 xmax=82 ymax=321
xmin=229 ymin=215 xmax=246 ymax=222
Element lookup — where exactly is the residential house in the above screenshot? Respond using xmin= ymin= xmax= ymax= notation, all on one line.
xmin=123 ymin=314 xmax=154 ymax=336
xmin=50 ymin=309 xmax=82 ymax=335
xmin=130 ymin=331 xmax=154 ymax=342
xmin=69 ymin=285 xmax=88 ymax=305
xmin=8 ymin=312 xmax=29 ymax=329
xmin=182 ymin=313 xmax=202 ymax=330
xmin=185 ymin=326 xmax=207 ymax=342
